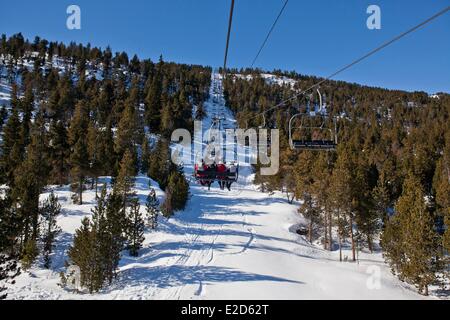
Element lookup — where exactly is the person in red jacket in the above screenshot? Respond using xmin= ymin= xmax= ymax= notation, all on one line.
xmin=217 ymin=161 xmax=226 ymax=190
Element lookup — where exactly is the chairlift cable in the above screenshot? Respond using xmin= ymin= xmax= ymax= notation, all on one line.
xmin=223 ymin=0 xmax=235 ymax=78
xmin=250 ymin=0 xmax=289 ymax=68
xmin=245 ymin=6 xmax=450 ymax=124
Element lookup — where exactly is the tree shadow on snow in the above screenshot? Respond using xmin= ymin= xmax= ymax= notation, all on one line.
xmin=115 ymin=264 xmax=303 ymax=290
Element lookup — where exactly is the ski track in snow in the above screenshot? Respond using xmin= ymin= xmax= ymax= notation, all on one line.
xmin=4 ymin=72 xmax=434 ymax=300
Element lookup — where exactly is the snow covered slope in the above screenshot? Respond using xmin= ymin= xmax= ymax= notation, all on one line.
xmin=5 ymin=72 xmax=428 ymax=300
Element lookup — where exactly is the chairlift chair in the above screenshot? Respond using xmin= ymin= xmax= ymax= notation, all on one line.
xmin=288 ymin=89 xmax=338 ymax=151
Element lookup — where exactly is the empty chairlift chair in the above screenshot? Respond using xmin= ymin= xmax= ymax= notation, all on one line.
xmin=288 ymin=89 xmax=338 ymax=151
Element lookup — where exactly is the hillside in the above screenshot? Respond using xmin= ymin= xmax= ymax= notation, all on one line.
xmin=3 ymin=72 xmax=427 ymax=300
xmin=0 ymin=34 xmax=449 ymax=300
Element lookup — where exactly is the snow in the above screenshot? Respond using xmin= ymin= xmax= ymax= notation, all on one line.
xmin=3 ymin=72 xmax=432 ymax=300
xmin=234 ymin=73 xmax=297 ymax=88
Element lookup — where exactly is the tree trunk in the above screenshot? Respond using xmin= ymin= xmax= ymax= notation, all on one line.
xmin=367 ymin=234 xmax=373 ymax=253
xmin=338 ymin=210 xmax=342 ymax=262
xmin=309 ymin=219 xmax=313 ymax=244
xmin=324 ymin=214 xmax=328 ymax=250
xmin=328 ymin=211 xmax=333 ymax=251
xmin=424 ymin=285 xmax=429 ymax=296
xmin=350 ymin=213 xmax=356 ymax=262
xmin=95 ymin=177 xmax=98 ymax=199
xmin=79 ymin=176 xmax=83 ymax=205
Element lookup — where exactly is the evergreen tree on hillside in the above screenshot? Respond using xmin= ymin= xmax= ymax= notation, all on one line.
xmin=294 ymin=151 xmax=318 ymax=243
xmin=147 ymin=139 xmax=176 ymax=190
xmin=382 ymin=174 xmax=442 ymax=295
xmin=125 ymin=198 xmax=145 ymax=257
xmin=114 ymin=149 xmax=137 ymax=211
xmin=66 ymin=217 xmax=101 ymax=293
xmin=19 ymin=84 xmax=34 ymax=148
xmin=162 ymin=170 xmax=189 ymax=218
xmin=66 ymin=187 xmax=126 ymax=293
xmin=115 ymin=101 xmax=141 ymax=165
xmin=0 ymin=197 xmax=21 ymax=300
xmin=70 ymin=138 xmax=89 ymax=205
xmin=13 ymin=113 xmax=50 ymax=264
xmin=329 ymin=148 xmax=354 ymax=262
xmin=68 ymin=101 xmax=90 ymax=204
xmin=87 ymin=121 xmax=102 ymax=196
xmin=146 ymin=188 xmax=160 ymax=230
xmin=372 ymin=171 xmax=391 ymax=228
xmin=0 ymin=108 xmax=22 ymax=186
xmin=140 ymin=137 xmax=151 ymax=174
xmin=102 ymin=191 xmax=126 ymax=285
xmin=433 ymin=135 xmax=450 ymax=281
xmin=48 ymin=120 xmax=70 ymax=186
xmin=312 ymin=153 xmax=333 ymax=249
xmin=40 ymin=192 xmax=62 ymax=269
xmin=144 ymin=64 xmax=163 ymax=130
xmin=98 ymin=118 xmax=117 ymax=176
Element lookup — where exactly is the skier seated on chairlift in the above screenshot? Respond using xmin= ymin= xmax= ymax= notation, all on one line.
xmin=226 ymin=162 xmax=238 ymax=191
xmin=195 ymin=159 xmax=208 ymax=187
xmin=217 ymin=161 xmax=227 ymax=190
xmin=203 ymin=161 xmax=216 ymax=191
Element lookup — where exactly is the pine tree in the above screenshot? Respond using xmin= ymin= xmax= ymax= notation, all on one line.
xmin=312 ymin=153 xmax=333 ymax=250
xmin=0 ymin=107 xmax=22 ymax=185
xmin=126 ymin=198 xmax=145 ymax=257
xmin=98 ymin=118 xmax=117 ymax=176
xmin=114 ymin=149 xmax=137 ymax=211
xmin=432 ymin=138 xmax=450 ymax=282
xmin=140 ymin=137 xmax=151 ymax=174
xmin=0 ymin=198 xmax=20 ymax=299
xmin=87 ymin=121 xmax=102 ymax=196
xmin=145 ymin=188 xmax=160 ymax=230
xmin=373 ymin=171 xmax=391 ymax=227
xmin=103 ymin=191 xmax=126 ymax=284
xmin=329 ymin=148 xmax=354 ymax=262
xmin=382 ymin=174 xmax=441 ymax=295
xmin=13 ymin=113 xmax=49 ymax=255
xmin=294 ymin=151 xmax=318 ymax=243
xmin=48 ymin=120 xmax=70 ymax=186
xmin=21 ymin=239 xmax=38 ymax=270
xmin=40 ymin=192 xmax=62 ymax=269
xmin=162 ymin=170 xmax=189 ymax=217
xmin=144 ymin=65 xmax=163 ymax=130
xmin=70 ymin=138 xmax=89 ymax=205
xmin=147 ymin=139 xmax=176 ymax=190
xmin=162 ymin=188 xmax=174 ymax=218
xmin=160 ymin=102 xmax=174 ymax=137
xmin=66 ymin=187 xmax=126 ymax=293
xmin=67 ymin=217 xmax=101 ymax=293
xmin=19 ymin=84 xmax=34 ymax=148
xmin=115 ymin=101 xmax=140 ymax=160
xmin=68 ymin=101 xmax=90 ymax=204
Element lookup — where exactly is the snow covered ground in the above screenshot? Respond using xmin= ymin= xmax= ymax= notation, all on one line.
xmin=4 ymin=72 xmax=431 ymax=300
xmin=234 ymin=73 xmax=297 ymax=88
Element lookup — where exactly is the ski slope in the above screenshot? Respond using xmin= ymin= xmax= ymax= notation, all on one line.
xmin=5 ymin=72 xmax=429 ymax=300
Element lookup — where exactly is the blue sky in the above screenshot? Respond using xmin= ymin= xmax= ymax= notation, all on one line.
xmin=1 ymin=0 xmax=449 ymax=93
